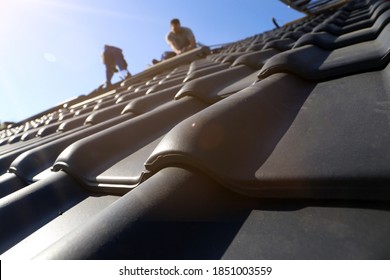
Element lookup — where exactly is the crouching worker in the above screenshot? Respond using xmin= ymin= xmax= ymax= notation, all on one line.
xmin=166 ymin=18 xmax=196 ymax=55
xmin=152 ymin=18 xmax=196 ymax=64
xmin=101 ymin=45 xmax=131 ymax=88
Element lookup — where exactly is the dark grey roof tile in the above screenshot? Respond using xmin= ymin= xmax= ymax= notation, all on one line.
xmin=125 ymin=80 xmax=148 ymax=91
xmin=0 ymin=172 xmax=25 ymax=199
xmin=120 ymin=46 xmax=210 ymax=87
xmin=188 ymin=58 xmax=223 ymax=73
xmin=122 ymin=84 xmax=182 ymax=115
xmin=114 ymin=89 xmax=147 ymax=104
xmin=53 ymin=97 xmax=208 ymax=192
xmin=146 ymin=68 xmax=390 ymax=199
xmin=0 ymin=129 xmax=73 ymax=175
xmin=3 ymin=186 xmax=119 ymax=259
xmin=175 ymin=65 xmax=256 ymax=103
xmin=73 ymin=105 xmax=95 ymax=117
xmin=146 ymin=68 xmax=390 ymax=200
xmin=314 ymin=1 xmax=390 ymax=34
xmin=263 ymin=38 xmax=297 ymax=51
xmin=204 ymin=54 xmax=223 ymax=62
xmin=259 ymin=22 xmax=390 ymax=80
xmin=34 ymin=165 xmax=390 ymax=259
xmin=170 ymin=64 xmax=191 ymax=74
xmin=133 ymin=83 xmax=154 ymax=93
xmin=346 ymin=0 xmax=386 ymax=14
xmin=57 ymin=114 xmax=89 ymax=132
xmin=84 ymin=102 xmax=128 ymax=125
xmin=36 ymin=122 xmax=62 ymax=137
xmin=231 ymin=49 xmax=281 ymax=70
xmin=146 ymin=73 xmax=314 ymax=197
xmin=92 ymin=98 xmax=116 ymax=111
xmin=295 ymin=8 xmax=390 ymax=49
xmin=280 ymin=30 xmax=306 ymax=40
xmin=0 ymin=138 xmax=10 ymax=147
xmin=33 ymin=166 xmax=254 ymax=259
xmin=7 ymin=134 xmax=23 ymax=145
xmin=221 ymin=203 xmax=390 ymax=259
xmin=204 ymin=53 xmax=236 ymax=63
xmin=20 ymin=130 xmax=39 ymax=141
xmin=165 ymin=71 xmax=188 ymax=80
xmin=8 ymin=113 xmax=136 ymax=185
xmin=184 ymin=62 xmax=230 ymax=82
xmin=339 ymin=0 xmax=389 ymax=24
xmin=145 ymin=75 xmax=186 ymax=94
xmin=0 ymin=171 xmax=89 ymax=255
xmin=220 ymin=53 xmax=251 ymax=64
xmin=216 ymin=70 xmax=260 ymax=98
xmin=144 ymin=78 xmax=160 ymax=87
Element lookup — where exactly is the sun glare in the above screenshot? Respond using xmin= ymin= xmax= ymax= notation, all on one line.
xmin=43 ymin=52 xmax=57 ymax=63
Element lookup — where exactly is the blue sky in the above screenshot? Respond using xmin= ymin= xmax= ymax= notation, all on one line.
xmin=0 ymin=0 xmax=302 ymax=123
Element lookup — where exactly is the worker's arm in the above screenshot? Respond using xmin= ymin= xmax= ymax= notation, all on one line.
xmin=183 ymin=36 xmax=196 ymax=52
xmin=166 ymin=33 xmax=182 ymax=54
xmin=182 ymin=29 xmax=196 ymax=53
xmin=169 ymin=41 xmax=182 ymax=54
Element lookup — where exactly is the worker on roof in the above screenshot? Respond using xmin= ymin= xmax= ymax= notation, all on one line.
xmin=166 ymin=18 xmax=196 ymax=55
xmin=101 ymin=45 xmax=131 ymax=88
xmin=152 ymin=18 xmax=196 ymax=64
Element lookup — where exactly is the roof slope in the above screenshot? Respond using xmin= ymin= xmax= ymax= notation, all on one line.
xmin=280 ymin=0 xmax=349 ymax=14
xmin=1 ymin=0 xmax=390 ymax=259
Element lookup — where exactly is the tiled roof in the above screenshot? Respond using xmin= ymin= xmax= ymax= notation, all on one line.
xmin=280 ymin=0 xmax=349 ymax=14
xmin=1 ymin=0 xmax=390 ymax=259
